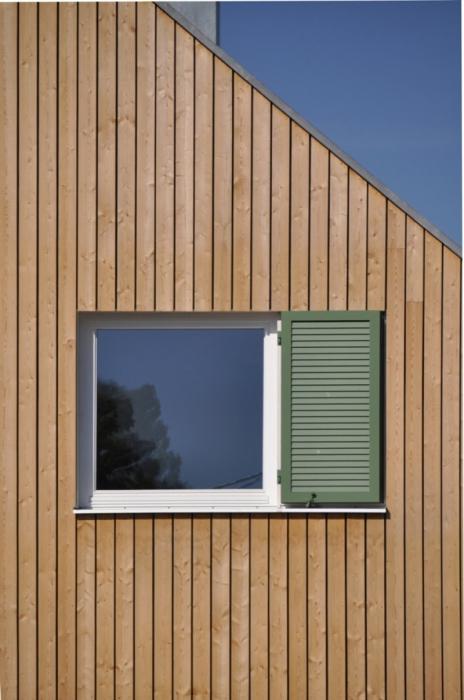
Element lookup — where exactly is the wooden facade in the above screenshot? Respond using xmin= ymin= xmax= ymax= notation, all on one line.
xmin=0 ymin=3 xmax=461 ymax=698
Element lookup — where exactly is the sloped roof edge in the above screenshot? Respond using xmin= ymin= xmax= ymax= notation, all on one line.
xmin=157 ymin=1 xmax=461 ymax=258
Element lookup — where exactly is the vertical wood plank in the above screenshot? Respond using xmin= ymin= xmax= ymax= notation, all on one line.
xmin=404 ymin=218 xmax=424 ymax=700
xmin=366 ymin=183 xmax=387 ymax=700
xmin=154 ymin=517 xmax=173 ymax=699
xmin=231 ymin=517 xmax=250 ymax=699
xmin=270 ymin=108 xmax=290 ymax=310
xmin=211 ymin=517 xmax=230 ymax=700
xmin=77 ymin=1 xmax=97 ymax=311
xmin=38 ymin=6 xmax=58 ymax=697
xmin=115 ymin=519 xmax=134 ymax=700
xmin=250 ymin=516 xmax=269 ymax=699
xmin=155 ymin=8 xmax=175 ymax=311
xmin=290 ymin=123 xmax=310 ymax=310
xmin=385 ymin=202 xmax=406 ymax=700
xmin=192 ymin=516 xmax=211 ymax=699
xmin=134 ymin=519 xmax=153 ymax=700
xmin=96 ymin=518 xmax=115 ymax=700
xmin=423 ymin=233 xmax=443 ymax=700
xmin=213 ymin=59 xmax=232 ymax=311
xmin=348 ymin=174 xmax=368 ymax=700
xmin=367 ymin=186 xmax=386 ymax=311
xmin=346 ymin=516 xmax=366 ymax=700
xmin=135 ymin=2 xmax=155 ymax=311
xmin=329 ymin=154 xmax=348 ymax=310
xmin=309 ymin=138 xmax=329 ymax=310
xmin=77 ymin=519 xmax=96 ymax=700
xmin=348 ymin=170 xmax=367 ymax=309
xmin=57 ymin=5 xmax=77 ymax=698
xmin=327 ymin=517 xmax=346 ymax=700
xmin=232 ymin=75 xmax=252 ymax=311
xmin=174 ymin=25 xmax=194 ymax=311
xmin=17 ymin=5 xmax=37 ymax=697
xmin=307 ymin=518 xmax=326 ymax=698
xmin=269 ymin=516 xmax=287 ymax=700
xmin=366 ymin=518 xmax=385 ymax=699
xmin=97 ymin=3 xmax=116 ymax=311
xmin=251 ymin=90 xmax=271 ymax=311
xmin=288 ymin=516 xmax=307 ymax=699
xmin=442 ymin=250 xmax=462 ymax=700
xmin=117 ymin=2 xmax=136 ymax=311
xmin=173 ymin=516 xmax=192 ymax=699
xmin=194 ymin=42 xmax=213 ymax=311
xmin=0 ymin=5 xmax=17 ymax=697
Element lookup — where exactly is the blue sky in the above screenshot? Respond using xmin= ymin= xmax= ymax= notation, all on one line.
xmin=219 ymin=1 xmax=461 ymax=245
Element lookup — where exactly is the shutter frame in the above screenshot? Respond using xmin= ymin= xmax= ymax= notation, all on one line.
xmin=281 ymin=311 xmax=382 ymax=504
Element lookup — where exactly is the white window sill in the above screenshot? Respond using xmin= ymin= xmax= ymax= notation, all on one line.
xmin=74 ymin=506 xmax=388 ymax=515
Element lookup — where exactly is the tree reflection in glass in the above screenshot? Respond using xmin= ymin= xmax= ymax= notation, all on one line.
xmin=97 ymin=380 xmax=185 ymax=489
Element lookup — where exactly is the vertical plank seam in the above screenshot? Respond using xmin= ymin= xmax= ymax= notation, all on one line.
xmin=249 ymin=90 xmax=253 ymax=311
xmin=364 ymin=183 xmax=368 ymax=311
xmin=132 ymin=518 xmax=136 ymax=700
xmin=15 ymin=4 xmax=20 ymax=694
xmin=268 ymin=107 xmax=272 ymax=312
xmin=459 ymin=262 xmax=463 ymax=699
xmin=325 ymin=518 xmax=328 ymax=700
xmin=288 ymin=123 xmax=292 ymax=310
xmin=35 ymin=6 xmax=40 ymax=694
xmin=400 ymin=215 xmax=408 ymax=700
xmin=286 ymin=516 xmax=290 ymax=700
xmin=248 ymin=516 xmax=252 ymax=697
xmin=440 ymin=244 xmax=444 ymax=700
xmin=155 ymin=516 xmax=156 ymax=697
xmin=421 ymin=229 xmax=426 ymax=700
xmin=115 ymin=4 xmax=119 ymax=310
xmin=191 ymin=39 xmax=195 ymax=310
xmin=305 ymin=517 xmax=309 ymax=700
xmin=55 ymin=6 xmax=60 ymax=696
xmin=231 ymin=74 xmax=235 ymax=310
xmin=229 ymin=516 xmax=232 ymax=697
xmin=267 ymin=517 xmax=270 ymax=700
xmin=363 ymin=518 xmax=366 ymax=699
xmin=402 ymin=213 xmax=407 ymax=700
xmin=113 ymin=518 xmax=116 ymax=700
xmin=172 ymin=24 xmax=176 ymax=310
xmin=307 ymin=137 xmax=311 ymax=311
xmin=134 ymin=6 xmax=138 ymax=311
xmin=326 ymin=154 xmax=331 ymax=309
xmin=94 ymin=520 xmax=97 ymax=700
xmin=95 ymin=5 xmax=99 ymax=308
xmin=153 ymin=10 xmax=158 ymax=310
xmin=210 ymin=59 xmax=215 ymax=311
xmin=171 ymin=517 xmax=175 ymax=700
xmin=345 ymin=517 xmax=348 ymax=700
xmin=346 ymin=169 xmax=350 ymax=308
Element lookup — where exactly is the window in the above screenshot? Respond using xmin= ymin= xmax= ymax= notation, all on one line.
xmin=78 ymin=313 xmax=280 ymax=511
xmin=77 ymin=311 xmax=383 ymax=512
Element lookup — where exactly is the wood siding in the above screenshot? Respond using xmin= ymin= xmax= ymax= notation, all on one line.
xmin=0 ymin=4 xmax=461 ymax=699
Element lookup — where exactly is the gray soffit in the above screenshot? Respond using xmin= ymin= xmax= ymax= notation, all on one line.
xmin=157 ymin=2 xmax=461 ymax=257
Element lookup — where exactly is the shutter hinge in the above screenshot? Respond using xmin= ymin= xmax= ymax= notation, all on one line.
xmin=277 ymin=331 xmax=282 ymax=346
xmin=277 ymin=469 xmax=282 ymax=484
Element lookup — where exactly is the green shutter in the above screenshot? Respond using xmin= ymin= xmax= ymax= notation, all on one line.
xmin=281 ymin=311 xmax=381 ymax=504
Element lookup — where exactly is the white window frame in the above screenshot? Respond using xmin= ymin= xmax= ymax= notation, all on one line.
xmin=77 ymin=312 xmax=281 ymax=512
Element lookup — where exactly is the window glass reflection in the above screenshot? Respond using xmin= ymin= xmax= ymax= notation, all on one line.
xmin=96 ymin=328 xmax=264 ymax=489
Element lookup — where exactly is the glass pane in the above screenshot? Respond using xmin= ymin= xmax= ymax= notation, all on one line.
xmin=96 ymin=328 xmax=264 ymax=489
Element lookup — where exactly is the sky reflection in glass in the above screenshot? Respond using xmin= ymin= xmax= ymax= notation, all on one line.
xmin=96 ymin=328 xmax=264 ymax=489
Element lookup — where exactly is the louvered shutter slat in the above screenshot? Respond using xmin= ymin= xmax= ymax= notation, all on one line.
xmin=281 ymin=311 xmax=381 ymax=504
